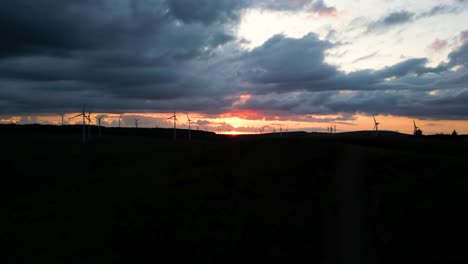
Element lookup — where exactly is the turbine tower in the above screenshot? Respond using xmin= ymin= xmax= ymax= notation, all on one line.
xmin=373 ymin=115 xmax=379 ymax=135
xmin=167 ymin=111 xmax=177 ymax=140
xmin=72 ymin=105 xmax=87 ymax=144
xmin=413 ymin=120 xmax=423 ymax=136
xmin=96 ymin=115 xmax=104 ymax=137
xmin=276 ymin=124 xmax=285 ymax=135
xmin=57 ymin=112 xmax=65 ymax=126
xmin=186 ymin=113 xmax=192 ymax=141
xmin=86 ymin=111 xmax=92 ymax=138
xmin=118 ymin=114 xmax=123 ymax=128
xmin=134 ymin=118 xmax=139 ymax=128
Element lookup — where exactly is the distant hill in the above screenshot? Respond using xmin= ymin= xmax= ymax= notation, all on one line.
xmin=337 ymin=130 xmax=409 ymax=137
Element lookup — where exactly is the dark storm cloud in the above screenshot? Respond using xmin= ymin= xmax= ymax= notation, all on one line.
xmin=2 ymin=0 xmax=342 ymax=116
xmin=235 ymin=33 xmax=447 ymax=94
xmin=237 ymin=33 xmax=337 ymax=91
xmin=448 ymin=43 xmax=468 ymax=67
xmin=232 ymin=32 xmax=468 ymax=119
xmin=243 ymin=0 xmax=337 ymax=16
xmin=166 ymin=0 xmax=337 ymax=22
xmin=377 ymin=58 xmax=436 ymax=78
xmin=248 ymin=0 xmax=310 ymax=10
xmin=0 ymin=0 xmax=244 ymax=114
xmin=167 ymin=0 xmax=243 ymax=24
xmin=0 ymin=0 xmax=240 ymax=62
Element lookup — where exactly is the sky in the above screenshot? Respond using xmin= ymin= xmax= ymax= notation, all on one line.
xmin=1 ymin=0 xmax=468 ymax=134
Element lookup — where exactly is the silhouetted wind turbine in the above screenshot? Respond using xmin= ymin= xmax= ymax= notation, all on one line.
xmin=373 ymin=115 xmax=379 ymax=135
xmin=186 ymin=113 xmax=192 ymax=141
xmin=134 ymin=118 xmax=139 ymax=128
xmin=86 ymin=111 xmax=92 ymax=138
xmin=118 ymin=114 xmax=123 ymax=128
xmin=413 ymin=120 xmax=423 ymax=136
xmin=167 ymin=111 xmax=177 ymax=140
xmin=57 ymin=112 xmax=65 ymax=126
xmin=276 ymin=124 xmax=285 ymax=135
xmin=72 ymin=105 xmax=87 ymax=144
xmin=96 ymin=115 xmax=104 ymax=137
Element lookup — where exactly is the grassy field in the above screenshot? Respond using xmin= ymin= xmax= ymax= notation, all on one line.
xmin=2 ymin=124 xmax=468 ymax=263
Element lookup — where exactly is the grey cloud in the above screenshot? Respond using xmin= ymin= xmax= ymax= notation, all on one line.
xmin=461 ymin=30 xmax=468 ymax=43
xmin=367 ymin=5 xmax=462 ymax=34
xmin=237 ymin=33 xmax=336 ymax=91
xmin=448 ymin=43 xmax=468 ymax=67
xmin=230 ymin=32 xmax=468 ymax=119
xmin=0 ymin=0 xmax=242 ymax=115
xmin=378 ymin=58 xmax=432 ymax=78
xmin=247 ymin=0 xmax=337 ymax=16
xmin=238 ymin=86 xmax=468 ymax=121
xmin=367 ymin=11 xmax=414 ymax=33
xmin=0 ymin=1 xmax=171 ymax=58
xmin=167 ymin=0 xmax=243 ymax=24
xmin=166 ymin=0 xmax=337 ymax=23
xmin=310 ymin=0 xmax=336 ymax=16
xmin=381 ymin=11 xmax=413 ymax=25
xmin=419 ymin=5 xmax=460 ymax=18
xmin=248 ymin=0 xmax=312 ymax=11
xmin=352 ymin=51 xmax=379 ymax=63
xmin=235 ymin=34 xmax=446 ymax=94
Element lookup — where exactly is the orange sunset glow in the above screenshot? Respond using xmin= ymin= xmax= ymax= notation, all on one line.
xmin=2 ymin=112 xmax=467 ymax=135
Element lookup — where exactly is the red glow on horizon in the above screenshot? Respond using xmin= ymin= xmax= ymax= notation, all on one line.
xmin=217 ymin=131 xmax=252 ymax=136
xmin=221 ymin=109 xmax=263 ymax=120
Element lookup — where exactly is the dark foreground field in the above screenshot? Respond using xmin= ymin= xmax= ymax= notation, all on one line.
xmin=2 ymin=124 xmax=468 ymax=263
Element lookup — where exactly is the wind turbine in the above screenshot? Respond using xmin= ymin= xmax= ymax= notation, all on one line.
xmin=186 ymin=113 xmax=192 ymax=141
xmin=413 ymin=120 xmax=422 ymax=136
xmin=134 ymin=118 xmax=139 ymax=128
xmin=373 ymin=115 xmax=379 ymax=135
xmin=276 ymin=124 xmax=285 ymax=135
xmin=57 ymin=112 xmax=66 ymax=126
xmin=72 ymin=105 xmax=87 ymax=144
xmin=86 ymin=111 xmax=92 ymax=138
xmin=96 ymin=115 xmax=104 ymax=137
xmin=118 ymin=114 xmax=123 ymax=128
xmin=167 ymin=111 xmax=177 ymax=140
